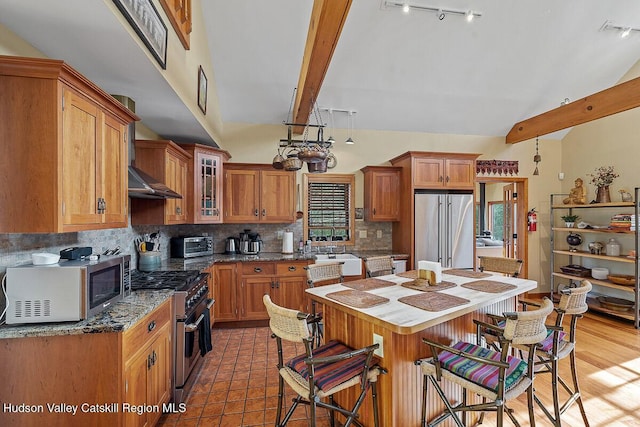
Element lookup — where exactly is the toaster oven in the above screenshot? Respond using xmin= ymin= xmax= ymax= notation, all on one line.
xmin=170 ymin=236 xmax=213 ymax=258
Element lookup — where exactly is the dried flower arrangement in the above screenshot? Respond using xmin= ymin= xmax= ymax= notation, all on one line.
xmin=588 ymin=166 xmax=619 ymax=187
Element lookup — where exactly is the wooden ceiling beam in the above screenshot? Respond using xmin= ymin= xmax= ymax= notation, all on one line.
xmin=506 ymin=76 xmax=640 ymax=144
xmin=291 ymin=0 xmax=352 ymax=134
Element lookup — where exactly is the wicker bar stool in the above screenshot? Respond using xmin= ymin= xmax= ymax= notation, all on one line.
xmin=478 ymin=256 xmax=523 ymax=277
xmin=417 ymin=298 xmax=554 ymax=427
xmin=518 ymin=280 xmax=592 ymax=426
xmin=364 ymin=256 xmax=395 ymax=277
xmin=263 ymin=294 xmax=385 ymax=427
xmin=304 ymin=262 xmax=344 ymax=348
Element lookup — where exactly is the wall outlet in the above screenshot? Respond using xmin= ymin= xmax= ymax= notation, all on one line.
xmin=277 ymin=230 xmax=283 ymax=240
xmin=359 ymin=230 xmax=367 ymax=239
xmin=373 ymin=333 xmax=384 ymax=357
xmin=376 ymin=230 xmax=382 ymax=238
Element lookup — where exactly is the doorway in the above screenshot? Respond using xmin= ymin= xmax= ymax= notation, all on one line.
xmin=475 ymin=178 xmax=529 ymax=278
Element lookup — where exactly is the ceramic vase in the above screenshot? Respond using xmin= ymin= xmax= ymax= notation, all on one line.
xmin=595 ymin=186 xmax=611 ymax=203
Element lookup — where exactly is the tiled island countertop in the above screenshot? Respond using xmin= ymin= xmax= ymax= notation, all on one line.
xmin=0 ymin=289 xmax=173 ymax=339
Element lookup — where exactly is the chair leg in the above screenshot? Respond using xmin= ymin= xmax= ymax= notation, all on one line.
xmin=421 ymin=374 xmax=428 ymax=427
xmin=527 ymin=381 xmax=536 ymax=427
xmin=551 ymin=358 xmax=562 ymax=426
xmin=329 ymin=395 xmax=336 ymax=427
xmin=569 ymin=349 xmax=590 ymax=427
xmin=426 ymin=375 xmax=465 ymax=427
xmin=275 ymin=375 xmax=284 ymax=426
xmin=371 ymin=381 xmax=380 ymax=427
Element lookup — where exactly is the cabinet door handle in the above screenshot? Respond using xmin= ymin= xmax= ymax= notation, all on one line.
xmin=275 ymin=281 xmax=280 ymax=288
xmin=270 ymin=281 xmax=275 ymax=288
xmin=254 ymin=209 xmax=259 ymax=217
xmin=446 ymin=176 xmax=450 ymax=182
xmin=147 ymin=354 xmax=153 ymax=370
xmin=148 ymin=320 xmax=156 ymax=332
xmin=262 ymin=209 xmax=266 ymax=217
xmin=288 ymin=266 xmax=296 ymax=272
xmin=373 ymin=208 xmax=376 ymax=215
xmin=254 ymin=267 xmax=262 ymax=273
xmin=176 ymin=206 xmax=182 ymax=214
xmin=439 ymin=176 xmax=443 ymax=182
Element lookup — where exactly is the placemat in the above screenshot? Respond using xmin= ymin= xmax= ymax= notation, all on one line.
xmin=461 ymin=280 xmax=517 ymax=293
xmin=445 ymin=269 xmax=492 ymax=279
xmin=401 ymin=280 xmax=456 ymax=292
xmin=326 ymin=290 xmax=390 ymax=309
xmin=397 ymin=270 xmax=419 ymax=279
xmin=342 ymin=278 xmax=397 ymax=291
xmin=398 ymin=292 xmax=470 ymax=312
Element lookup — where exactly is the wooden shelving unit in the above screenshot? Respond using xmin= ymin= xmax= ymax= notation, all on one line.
xmin=550 ymin=192 xmax=639 ymax=328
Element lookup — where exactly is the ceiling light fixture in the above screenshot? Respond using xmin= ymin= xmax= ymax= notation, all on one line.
xmin=383 ymin=1 xmax=482 ymax=21
xmin=346 ymin=111 xmax=355 ymax=145
xmin=465 ymin=10 xmax=474 ymax=22
xmin=600 ymin=20 xmax=640 ymax=38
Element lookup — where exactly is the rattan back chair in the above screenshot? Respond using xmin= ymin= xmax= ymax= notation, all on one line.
xmin=518 ymin=280 xmax=592 ymax=427
xmin=418 ymin=298 xmax=554 ymax=427
xmin=263 ymin=294 xmax=385 ymax=427
xmin=478 ymin=256 xmax=524 ymax=277
xmin=364 ymin=256 xmax=395 ymax=278
xmin=304 ymin=262 xmax=344 ymax=348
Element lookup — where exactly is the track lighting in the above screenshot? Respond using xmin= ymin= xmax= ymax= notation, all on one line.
xmin=383 ymin=1 xmax=482 ymax=21
xmin=600 ymin=20 xmax=640 ymax=38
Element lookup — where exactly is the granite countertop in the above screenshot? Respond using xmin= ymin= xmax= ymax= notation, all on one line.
xmin=0 ymin=289 xmax=173 ymax=339
xmin=160 ymin=251 xmax=409 ymax=272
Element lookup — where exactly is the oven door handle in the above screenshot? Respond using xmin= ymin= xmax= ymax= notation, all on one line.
xmin=185 ymin=299 xmax=215 ymax=332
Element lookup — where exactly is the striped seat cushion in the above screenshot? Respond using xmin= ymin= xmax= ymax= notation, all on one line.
xmin=539 ymin=328 xmax=567 ymax=352
xmin=286 ymin=340 xmax=377 ymax=392
xmin=438 ymin=341 xmax=527 ymax=392
xmin=495 ymin=320 xmax=567 ymax=353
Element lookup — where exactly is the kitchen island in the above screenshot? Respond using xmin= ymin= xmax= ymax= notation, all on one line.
xmin=306 ymin=270 xmax=537 ymax=427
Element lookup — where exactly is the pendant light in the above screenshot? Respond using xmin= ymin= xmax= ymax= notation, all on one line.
xmin=327 ymin=109 xmax=335 ymax=143
xmin=345 ymin=111 xmax=355 ymax=145
xmin=533 ymin=137 xmax=541 ymax=175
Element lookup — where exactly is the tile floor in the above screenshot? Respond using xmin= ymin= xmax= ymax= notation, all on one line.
xmin=157 ymin=327 xmax=331 ymax=427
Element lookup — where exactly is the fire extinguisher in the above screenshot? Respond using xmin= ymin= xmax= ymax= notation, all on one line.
xmin=527 ymin=208 xmax=537 ymax=232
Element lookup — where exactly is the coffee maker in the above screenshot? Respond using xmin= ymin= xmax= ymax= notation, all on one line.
xmin=239 ymin=229 xmax=262 ymax=255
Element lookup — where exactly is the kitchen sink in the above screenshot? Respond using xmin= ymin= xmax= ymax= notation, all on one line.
xmin=314 ymin=254 xmax=362 ymax=276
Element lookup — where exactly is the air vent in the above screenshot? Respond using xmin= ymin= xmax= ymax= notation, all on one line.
xmin=13 ymin=299 xmax=51 ymax=318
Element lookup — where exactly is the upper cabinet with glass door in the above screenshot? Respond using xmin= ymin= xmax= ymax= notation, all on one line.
xmin=178 ymin=143 xmax=230 ymax=224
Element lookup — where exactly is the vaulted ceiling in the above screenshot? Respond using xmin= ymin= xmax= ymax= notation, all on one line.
xmin=2 ymin=0 xmax=640 ymax=146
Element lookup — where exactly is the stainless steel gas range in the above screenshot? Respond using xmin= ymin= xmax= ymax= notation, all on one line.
xmin=130 ymin=269 xmax=214 ymax=404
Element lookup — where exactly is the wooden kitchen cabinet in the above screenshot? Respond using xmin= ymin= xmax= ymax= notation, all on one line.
xmin=178 ymin=143 xmax=230 ymax=224
xmin=0 ymin=298 xmax=173 ymax=427
xmin=361 ymin=166 xmax=401 ymax=221
xmin=213 ymin=260 xmax=310 ymax=325
xmin=0 ymin=56 xmax=138 ymax=233
xmin=224 ymin=163 xmax=296 ymax=223
xmin=213 ymin=263 xmax=239 ymax=322
xmin=131 ymin=140 xmax=192 ymax=225
xmin=411 ymin=155 xmax=477 ymax=189
xmin=123 ymin=299 xmax=172 ymax=427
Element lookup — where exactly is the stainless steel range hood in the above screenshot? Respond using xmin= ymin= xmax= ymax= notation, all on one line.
xmin=128 ymin=166 xmax=182 ymax=199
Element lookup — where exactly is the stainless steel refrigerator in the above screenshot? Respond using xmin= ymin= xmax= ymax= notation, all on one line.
xmin=414 ymin=191 xmax=474 ymax=269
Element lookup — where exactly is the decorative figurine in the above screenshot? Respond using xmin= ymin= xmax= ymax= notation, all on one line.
xmin=563 ymin=178 xmax=587 ymax=204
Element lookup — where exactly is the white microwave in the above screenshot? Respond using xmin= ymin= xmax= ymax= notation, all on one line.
xmin=4 ymin=255 xmax=131 ymax=324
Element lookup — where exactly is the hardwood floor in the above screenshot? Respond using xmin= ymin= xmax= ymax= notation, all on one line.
xmin=158 ymin=309 xmax=640 ymax=426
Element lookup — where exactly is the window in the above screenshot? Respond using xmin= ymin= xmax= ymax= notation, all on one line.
xmin=488 ymin=201 xmax=504 ymax=241
xmin=303 ymin=173 xmax=355 ymax=247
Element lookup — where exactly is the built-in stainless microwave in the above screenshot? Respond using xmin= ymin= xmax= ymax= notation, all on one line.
xmin=4 ymin=255 xmax=131 ymax=324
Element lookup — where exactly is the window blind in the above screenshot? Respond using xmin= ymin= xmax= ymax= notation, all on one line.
xmin=307 ymin=182 xmax=350 ymax=240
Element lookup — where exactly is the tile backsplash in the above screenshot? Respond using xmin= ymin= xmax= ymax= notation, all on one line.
xmin=0 ymin=220 xmax=392 ymax=315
